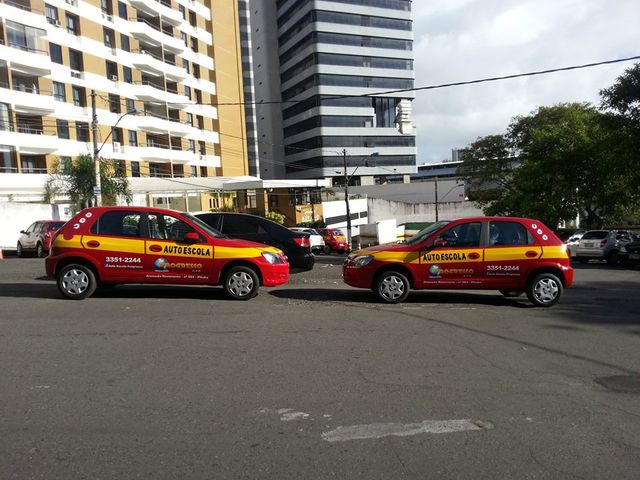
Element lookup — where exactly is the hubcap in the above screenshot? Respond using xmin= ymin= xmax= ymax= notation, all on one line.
xmin=533 ymin=278 xmax=559 ymax=303
xmin=380 ymin=275 xmax=405 ymax=300
xmin=228 ymin=271 xmax=254 ymax=297
xmin=61 ymin=269 xmax=89 ymax=295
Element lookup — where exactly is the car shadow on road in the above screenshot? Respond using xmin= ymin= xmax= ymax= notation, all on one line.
xmin=269 ymin=288 xmax=533 ymax=308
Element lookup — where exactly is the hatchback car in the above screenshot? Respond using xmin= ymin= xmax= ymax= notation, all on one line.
xmin=45 ymin=207 xmax=289 ymax=300
xmin=619 ymin=238 xmax=640 ymax=267
xmin=195 ymin=212 xmax=314 ymax=271
xmin=575 ymin=230 xmax=634 ymax=265
xmin=289 ymin=227 xmax=325 ymax=254
xmin=317 ymin=228 xmax=349 ymax=254
xmin=343 ymin=217 xmax=573 ymax=307
xmin=17 ymin=220 xmax=66 ymax=258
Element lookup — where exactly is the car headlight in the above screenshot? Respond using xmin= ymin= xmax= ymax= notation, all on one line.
xmin=353 ymin=255 xmax=374 ymax=267
xmin=262 ymin=252 xmax=284 ymax=264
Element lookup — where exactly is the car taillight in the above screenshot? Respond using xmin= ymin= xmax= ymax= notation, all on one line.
xmin=294 ymin=236 xmax=310 ymax=248
xmin=600 ymin=240 xmax=607 ymax=248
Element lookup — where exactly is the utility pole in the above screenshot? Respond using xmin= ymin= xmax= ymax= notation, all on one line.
xmin=434 ymin=175 xmax=439 ymax=222
xmin=91 ymin=89 xmax=102 ymax=206
xmin=343 ymin=148 xmax=352 ymax=249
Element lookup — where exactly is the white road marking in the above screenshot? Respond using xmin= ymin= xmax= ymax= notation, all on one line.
xmin=280 ymin=411 xmax=310 ymax=421
xmin=322 ymin=419 xmax=489 ymax=442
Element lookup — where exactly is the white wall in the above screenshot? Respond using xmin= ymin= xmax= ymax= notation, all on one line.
xmin=367 ymin=198 xmax=483 ymax=225
xmin=0 ymin=203 xmax=73 ymax=250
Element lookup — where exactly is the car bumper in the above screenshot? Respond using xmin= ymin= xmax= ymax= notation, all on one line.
xmin=331 ymin=242 xmax=349 ymax=253
xmin=45 ymin=255 xmax=57 ymax=277
xmin=343 ymin=264 xmax=374 ymax=289
xmin=262 ymin=263 xmax=290 ymax=286
xmin=561 ymin=264 xmax=574 ymax=288
xmin=575 ymin=248 xmax=605 ymax=258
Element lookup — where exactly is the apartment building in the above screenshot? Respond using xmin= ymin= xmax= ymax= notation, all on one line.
xmin=249 ymin=0 xmax=417 ymax=184
xmin=0 ymin=0 xmax=249 ymax=191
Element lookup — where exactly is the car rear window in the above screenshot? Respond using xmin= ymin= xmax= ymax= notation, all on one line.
xmin=49 ymin=221 xmax=66 ymax=231
xmin=582 ymin=231 xmax=608 ymax=240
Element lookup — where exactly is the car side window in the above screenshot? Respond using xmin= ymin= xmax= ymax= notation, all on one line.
xmin=148 ymin=214 xmax=196 ymax=241
xmin=435 ymin=222 xmax=481 ymax=248
xmin=221 ymin=215 xmax=262 ymax=234
xmin=26 ymin=222 xmax=37 ymax=233
xmin=489 ymin=221 xmax=532 ymax=246
xmin=91 ymin=211 xmax=142 ymax=237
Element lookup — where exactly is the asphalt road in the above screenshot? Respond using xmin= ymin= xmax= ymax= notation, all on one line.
xmin=1 ymin=255 xmax=639 ymax=479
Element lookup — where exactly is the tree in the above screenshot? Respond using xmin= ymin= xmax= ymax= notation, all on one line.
xmin=458 ymin=103 xmax=635 ymax=228
xmin=45 ymin=154 xmax=131 ymax=211
xmin=600 ymin=63 xmax=640 ymax=121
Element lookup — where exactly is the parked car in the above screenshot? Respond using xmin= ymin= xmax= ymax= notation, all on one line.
xmin=575 ymin=230 xmax=635 ymax=265
xmin=45 ymin=207 xmax=289 ymax=300
xmin=290 ymin=227 xmax=325 ymax=254
xmin=619 ymin=237 xmax=640 ymax=267
xmin=564 ymin=229 xmax=586 ymax=257
xmin=195 ymin=212 xmax=314 ymax=271
xmin=343 ymin=217 xmax=573 ymax=307
xmin=17 ymin=220 xmax=67 ymax=258
xmin=317 ymin=228 xmax=349 ymax=254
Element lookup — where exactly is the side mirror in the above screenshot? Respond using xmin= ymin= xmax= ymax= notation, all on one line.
xmin=183 ymin=232 xmax=201 ymax=243
xmin=433 ymin=238 xmax=448 ymax=247
xmin=20 ymin=230 xmax=26 ymax=234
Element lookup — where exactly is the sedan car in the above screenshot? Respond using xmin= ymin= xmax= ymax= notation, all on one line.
xmin=17 ymin=220 xmax=66 ymax=258
xmin=195 ymin=212 xmax=314 ymax=271
xmin=343 ymin=217 xmax=573 ymax=307
xmin=575 ymin=230 xmax=634 ymax=265
xmin=289 ymin=227 xmax=325 ymax=254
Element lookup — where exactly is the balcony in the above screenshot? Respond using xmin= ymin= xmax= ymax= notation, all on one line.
xmin=128 ymin=17 xmax=185 ymax=54
xmin=0 ymin=82 xmax=55 ymax=114
xmin=133 ymin=81 xmax=191 ymax=107
xmin=130 ymin=49 xmax=188 ymax=80
xmin=139 ymin=144 xmax=199 ymax=163
xmin=0 ymin=126 xmax=58 ymax=154
xmin=137 ymin=111 xmax=193 ymax=136
xmin=128 ymin=0 xmax=183 ymax=26
xmin=0 ymin=42 xmax=52 ymax=76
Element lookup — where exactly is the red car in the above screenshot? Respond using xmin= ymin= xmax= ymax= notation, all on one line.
xmin=17 ymin=220 xmax=67 ymax=258
xmin=45 ymin=207 xmax=289 ymax=300
xmin=317 ymin=228 xmax=349 ymax=254
xmin=343 ymin=217 xmax=574 ymax=306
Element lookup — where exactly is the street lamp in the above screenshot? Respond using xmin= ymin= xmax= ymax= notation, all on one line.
xmin=434 ymin=177 xmax=465 ymax=221
xmin=91 ymin=95 xmax=140 ymax=206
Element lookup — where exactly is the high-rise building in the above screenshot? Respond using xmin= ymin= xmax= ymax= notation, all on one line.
xmin=249 ymin=0 xmax=416 ymax=183
xmin=0 ymin=0 xmax=248 ymax=188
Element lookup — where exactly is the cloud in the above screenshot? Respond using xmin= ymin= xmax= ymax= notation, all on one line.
xmin=412 ymin=0 xmax=640 ymax=163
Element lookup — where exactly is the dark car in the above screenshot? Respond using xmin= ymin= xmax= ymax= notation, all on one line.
xmin=17 ymin=220 xmax=66 ymax=258
xmin=195 ymin=212 xmax=314 ymax=271
xmin=619 ymin=237 xmax=640 ymax=267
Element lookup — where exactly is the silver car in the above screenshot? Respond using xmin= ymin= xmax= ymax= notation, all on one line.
xmin=289 ymin=227 xmax=325 ymax=254
xmin=575 ymin=230 xmax=634 ymax=265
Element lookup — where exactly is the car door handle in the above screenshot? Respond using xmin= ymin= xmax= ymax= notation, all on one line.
xmin=86 ymin=240 xmax=100 ymax=248
xmin=525 ymin=250 xmax=538 ymax=258
xmin=468 ymin=252 xmax=481 ymax=260
xmin=149 ymin=244 xmax=163 ymax=253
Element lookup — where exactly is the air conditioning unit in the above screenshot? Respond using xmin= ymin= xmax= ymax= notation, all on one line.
xmin=199 ymin=154 xmax=206 ymax=161
xmin=71 ymin=70 xmax=82 ymax=79
xmin=102 ymin=13 xmax=114 ymax=22
xmin=110 ymin=75 xmax=118 ymax=81
xmin=65 ymin=0 xmax=77 ymax=5
xmin=54 ymin=20 xmax=62 ymax=27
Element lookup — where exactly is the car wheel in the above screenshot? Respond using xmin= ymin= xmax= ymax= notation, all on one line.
xmin=374 ymin=270 xmax=410 ymax=304
xmin=223 ymin=266 xmax=259 ymax=300
xmin=323 ymin=245 xmax=332 ymax=255
xmin=526 ymin=273 xmax=563 ymax=307
xmin=57 ymin=264 xmax=97 ymax=300
xmin=16 ymin=242 xmax=23 ymax=258
xmin=36 ymin=242 xmax=45 ymax=258
xmin=606 ymin=251 xmax=619 ymax=266
xmin=499 ymin=289 xmax=524 ymax=297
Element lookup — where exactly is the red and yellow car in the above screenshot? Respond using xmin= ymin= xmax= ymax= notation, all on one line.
xmin=45 ymin=207 xmax=289 ymax=300
xmin=343 ymin=217 xmax=573 ymax=306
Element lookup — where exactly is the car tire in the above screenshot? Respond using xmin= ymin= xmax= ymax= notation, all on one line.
xmin=374 ymin=270 xmax=410 ymax=304
xmin=323 ymin=245 xmax=332 ymax=255
xmin=36 ymin=242 xmax=45 ymax=258
xmin=499 ymin=289 xmax=524 ymax=297
xmin=16 ymin=242 xmax=23 ymax=258
xmin=526 ymin=273 xmax=563 ymax=307
xmin=57 ymin=264 xmax=97 ymax=300
xmin=606 ymin=251 xmax=619 ymax=266
xmin=223 ymin=266 xmax=259 ymax=300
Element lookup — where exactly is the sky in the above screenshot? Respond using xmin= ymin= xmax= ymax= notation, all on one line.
xmin=411 ymin=0 xmax=640 ymax=164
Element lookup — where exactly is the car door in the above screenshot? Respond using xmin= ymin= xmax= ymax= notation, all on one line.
xmin=482 ymin=220 xmax=542 ymax=287
xmin=22 ymin=222 xmax=39 ymax=249
xmin=419 ymin=220 xmax=484 ymax=287
xmin=144 ymin=212 xmax=214 ymax=283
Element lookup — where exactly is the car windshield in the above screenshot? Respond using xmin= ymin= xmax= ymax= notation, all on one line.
xmin=582 ymin=230 xmax=608 ymax=240
xmin=182 ymin=213 xmax=225 ymax=238
xmin=405 ymin=221 xmax=451 ymax=245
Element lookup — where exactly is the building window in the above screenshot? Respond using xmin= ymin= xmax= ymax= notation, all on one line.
xmin=120 ymin=34 xmax=130 ymax=52
xmin=49 ymin=43 xmax=63 ymax=64
xmin=190 ymin=165 xmax=197 ymax=176
xmin=112 ymin=127 xmax=122 ymax=144
xmin=123 ymin=66 xmax=133 ymax=83
xmin=66 ymin=13 xmax=79 ymax=35
xmin=182 ymin=58 xmax=189 ymax=73
xmin=103 ymin=27 xmax=114 ymax=47
xmin=200 ymin=166 xmax=207 ymax=177
xmin=192 ymin=64 xmax=200 ymax=79
xmin=72 ymin=86 xmax=85 ymax=107
xmin=196 ymin=116 xmax=204 ymax=130
xmin=128 ymin=130 xmax=138 ymax=146
xmin=125 ymin=98 xmax=135 ymax=112
xmin=109 ymin=94 xmax=121 ymax=113
xmin=131 ymin=161 xmax=140 ymax=177
xmin=188 ymin=139 xmax=195 ymax=152
xmin=53 ymin=82 xmax=65 ymax=102
xmin=45 ymin=4 xmax=59 ymax=25
xmin=198 ymin=141 xmax=205 ymax=155
xmin=190 ymin=37 xmax=198 ymax=53
xmin=76 ymin=122 xmax=89 ymax=141
xmin=184 ymin=85 xmax=191 ymax=100
xmin=181 ymin=32 xmax=188 ymax=46
xmin=188 ymin=10 xmax=196 ymax=27
xmin=69 ymin=48 xmax=83 ymax=71
xmin=118 ymin=1 xmax=127 ymax=19
xmin=101 ymin=0 xmax=113 ymax=15
xmin=195 ymin=89 xmax=202 ymax=104
xmin=106 ymin=61 xmax=118 ymax=80
xmin=185 ymin=113 xmax=193 ymax=126
xmin=56 ymin=119 xmax=70 ymax=139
